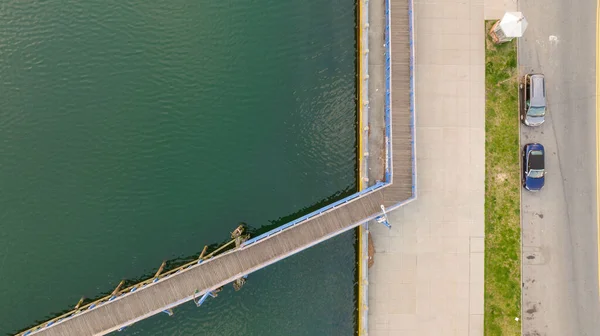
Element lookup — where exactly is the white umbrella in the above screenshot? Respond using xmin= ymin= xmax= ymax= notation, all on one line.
xmin=499 ymin=12 xmax=528 ymax=37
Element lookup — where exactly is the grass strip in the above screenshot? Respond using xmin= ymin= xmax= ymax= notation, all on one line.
xmin=484 ymin=20 xmax=521 ymax=336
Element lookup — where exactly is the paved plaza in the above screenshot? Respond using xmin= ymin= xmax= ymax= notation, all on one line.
xmin=368 ymin=0 xmax=486 ymax=334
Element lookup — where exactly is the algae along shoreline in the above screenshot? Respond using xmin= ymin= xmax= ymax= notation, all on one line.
xmin=484 ymin=20 xmax=521 ymax=336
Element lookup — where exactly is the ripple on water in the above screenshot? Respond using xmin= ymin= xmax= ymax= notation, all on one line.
xmin=0 ymin=0 xmax=358 ymax=335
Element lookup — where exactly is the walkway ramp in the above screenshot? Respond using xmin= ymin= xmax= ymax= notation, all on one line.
xmin=28 ymin=189 xmax=388 ymax=336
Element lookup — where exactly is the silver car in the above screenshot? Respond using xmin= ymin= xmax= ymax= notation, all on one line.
xmin=520 ymin=73 xmax=546 ymax=126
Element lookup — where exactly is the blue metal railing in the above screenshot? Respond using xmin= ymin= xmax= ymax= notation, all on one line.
xmin=384 ymin=0 xmax=392 ymax=184
xmin=242 ymin=181 xmax=387 ymax=247
xmin=408 ymin=0 xmax=417 ymax=196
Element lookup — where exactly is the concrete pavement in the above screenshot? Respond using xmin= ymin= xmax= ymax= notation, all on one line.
xmin=368 ymin=0 xmax=486 ymax=334
xmin=518 ymin=0 xmax=600 ymax=335
xmin=484 ymin=0 xmax=517 ymax=20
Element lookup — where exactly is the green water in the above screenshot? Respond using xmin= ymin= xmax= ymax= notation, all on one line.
xmin=0 ymin=0 xmax=357 ymax=335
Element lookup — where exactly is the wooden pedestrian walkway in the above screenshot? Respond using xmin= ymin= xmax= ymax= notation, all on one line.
xmin=19 ymin=0 xmax=413 ymax=334
xmin=384 ymin=0 xmax=414 ymax=207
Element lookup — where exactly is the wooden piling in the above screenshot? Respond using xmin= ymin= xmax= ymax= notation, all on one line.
xmin=111 ymin=280 xmax=125 ymax=296
xmin=231 ymin=225 xmax=244 ymax=239
xmin=74 ymin=297 xmax=84 ymax=309
xmin=199 ymin=245 xmax=208 ymax=259
xmin=154 ymin=261 xmax=167 ymax=278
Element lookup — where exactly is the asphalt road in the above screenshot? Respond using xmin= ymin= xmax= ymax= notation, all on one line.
xmin=518 ymin=0 xmax=600 ymax=335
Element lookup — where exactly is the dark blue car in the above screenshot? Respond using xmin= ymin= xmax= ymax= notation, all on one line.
xmin=522 ymin=143 xmax=545 ymax=191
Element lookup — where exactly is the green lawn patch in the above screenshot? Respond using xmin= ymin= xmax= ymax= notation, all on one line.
xmin=484 ymin=20 xmax=521 ymax=336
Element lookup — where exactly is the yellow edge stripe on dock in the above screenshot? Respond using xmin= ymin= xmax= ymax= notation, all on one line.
xmin=357 ymin=0 xmax=366 ymax=334
xmin=357 ymin=228 xmax=366 ymax=336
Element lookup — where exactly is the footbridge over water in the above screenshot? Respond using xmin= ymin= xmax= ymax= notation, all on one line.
xmin=18 ymin=0 xmax=414 ymax=334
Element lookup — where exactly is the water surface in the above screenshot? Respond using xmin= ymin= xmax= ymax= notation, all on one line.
xmin=0 ymin=0 xmax=357 ymax=334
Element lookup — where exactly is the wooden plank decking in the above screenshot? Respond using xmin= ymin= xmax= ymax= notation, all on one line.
xmin=384 ymin=0 xmax=413 ymax=206
xmin=30 ymin=190 xmax=388 ymax=336
xmin=26 ymin=1 xmax=413 ymax=334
